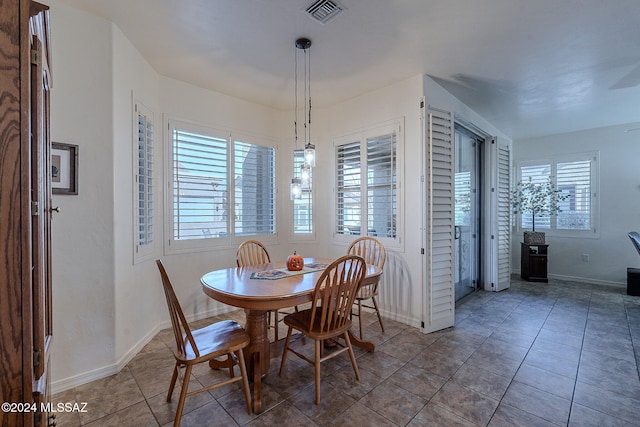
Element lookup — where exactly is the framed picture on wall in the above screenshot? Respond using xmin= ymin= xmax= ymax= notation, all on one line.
xmin=51 ymin=142 xmax=78 ymax=195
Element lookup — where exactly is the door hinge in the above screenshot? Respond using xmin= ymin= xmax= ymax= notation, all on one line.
xmin=31 ymin=201 xmax=39 ymax=216
xmin=421 ymin=321 xmax=425 ymax=328
xmin=33 ymin=349 xmax=42 ymax=366
xmin=421 ymin=248 xmax=425 ymax=255
xmin=31 ymin=49 xmax=40 ymax=66
xmin=420 ymin=100 xmax=425 ymax=108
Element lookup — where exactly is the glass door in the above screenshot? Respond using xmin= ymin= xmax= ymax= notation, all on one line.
xmin=454 ymin=126 xmax=481 ymax=301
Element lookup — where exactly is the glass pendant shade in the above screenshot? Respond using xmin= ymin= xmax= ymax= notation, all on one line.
xmin=290 ymin=177 xmax=302 ymax=200
xmin=304 ymin=143 xmax=316 ymax=167
xmin=300 ymin=163 xmax=311 ymax=186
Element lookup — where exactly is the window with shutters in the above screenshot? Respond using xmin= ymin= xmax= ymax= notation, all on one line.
xmin=293 ymin=149 xmax=313 ymax=234
xmin=334 ymin=122 xmax=401 ymax=246
xmin=167 ymin=119 xmax=275 ymax=252
xmin=516 ymin=151 xmax=598 ymax=237
xmin=133 ymin=102 xmax=155 ymax=263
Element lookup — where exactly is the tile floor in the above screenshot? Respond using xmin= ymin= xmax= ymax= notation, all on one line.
xmin=52 ymin=276 xmax=640 ymax=426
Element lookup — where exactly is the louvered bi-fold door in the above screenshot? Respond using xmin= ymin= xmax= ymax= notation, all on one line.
xmin=493 ymin=139 xmax=511 ymax=291
xmin=424 ymin=107 xmax=455 ymax=332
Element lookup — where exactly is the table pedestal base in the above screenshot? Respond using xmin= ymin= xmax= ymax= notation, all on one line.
xmin=209 ymin=308 xmax=375 ymax=414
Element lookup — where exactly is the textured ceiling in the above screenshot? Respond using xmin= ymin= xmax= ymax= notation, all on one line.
xmin=58 ymin=0 xmax=640 ymax=139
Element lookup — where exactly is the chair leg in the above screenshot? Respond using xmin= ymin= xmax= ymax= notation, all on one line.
xmin=235 ymin=349 xmax=252 ymax=414
xmin=372 ymin=296 xmax=385 ymax=332
xmin=358 ymin=300 xmax=363 ymax=340
xmin=274 ymin=309 xmax=279 ymax=341
xmin=343 ymin=332 xmax=360 ymax=381
xmin=314 ymin=339 xmax=322 ymax=405
xmin=252 ymin=351 xmax=261 ymax=414
xmin=278 ymin=327 xmax=294 ymax=375
xmin=166 ymin=362 xmax=179 ymax=402
xmin=173 ymin=364 xmax=192 ymax=427
xmin=227 ymin=354 xmax=235 ymax=378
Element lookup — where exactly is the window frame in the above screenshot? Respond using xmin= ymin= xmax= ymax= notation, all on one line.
xmin=133 ymin=101 xmax=156 ymax=264
xmin=291 ymin=148 xmax=315 ymax=238
xmin=164 ymin=118 xmax=277 ymax=254
xmin=514 ymin=151 xmax=599 ymax=239
xmin=332 ymin=120 xmax=403 ymax=250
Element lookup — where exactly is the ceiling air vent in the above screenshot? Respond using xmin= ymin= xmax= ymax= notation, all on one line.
xmin=306 ymin=0 xmax=344 ymax=24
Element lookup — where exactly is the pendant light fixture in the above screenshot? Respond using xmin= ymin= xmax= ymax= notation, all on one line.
xmin=300 ymin=163 xmax=311 ymax=187
xmin=290 ymin=177 xmax=302 ymax=200
xmin=296 ymin=37 xmax=315 ymax=167
xmin=291 ymin=37 xmax=314 ymax=199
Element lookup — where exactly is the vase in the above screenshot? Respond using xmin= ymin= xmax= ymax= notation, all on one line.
xmin=523 ymin=231 xmax=545 ymax=244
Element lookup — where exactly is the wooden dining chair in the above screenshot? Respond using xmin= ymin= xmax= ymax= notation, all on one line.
xmin=278 ymin=254 xmax=366 ymax=405
xmin=347 ymin=236 xmax=386 ymax=339
xmin=236 ymin=240 xmax=292 ymax=341
xmin=236 ymin=240 xmax=271 ymax=267
xmin=156 ymin=260 xmax=252 ymax=426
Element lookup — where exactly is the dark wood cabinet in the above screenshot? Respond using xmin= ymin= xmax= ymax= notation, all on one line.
xmin=0 ymin=2 xmax=53 ymax=426
xmin=521 ymin=243 xmax=548 ymax=282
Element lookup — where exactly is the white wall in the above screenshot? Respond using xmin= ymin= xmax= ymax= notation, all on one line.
xmin=512 ymin=123 xmax=640 ymax=285
xmin=324 ymin=75 xmax=424 ymax=327
xmin=47 ymin=1 xmax=116 ymax=388
xmin=111 ymin=24 xmax=163 ymax=363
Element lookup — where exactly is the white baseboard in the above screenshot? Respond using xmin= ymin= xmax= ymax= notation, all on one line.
xmin=51 ymin=305 xmax=238 ymax=395
xmin=512 ymin=269 xmax=625 ymax=288
xmin=547 ymin=273 xmax=625 ymax=288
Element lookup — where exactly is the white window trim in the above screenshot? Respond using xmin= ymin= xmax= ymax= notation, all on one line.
xmin=133 ymin=100 xmax=156 ymax=264
xmin=164 ymin=117 xmax=278 ymax=255
xmin=332 ymin=119 xmax=404 ymax=251
xmin=514 ymin=151 xmax=599 ymax=239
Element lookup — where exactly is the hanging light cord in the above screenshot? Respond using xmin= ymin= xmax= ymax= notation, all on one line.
xmin=307 ymin=46 xmax=311 ymax=146
xmin=294 ymin=45 xmax=298 ymax=149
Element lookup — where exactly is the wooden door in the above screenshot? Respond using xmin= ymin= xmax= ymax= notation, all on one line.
xmin=30 ymin=3 xmax=53 ymax=423
xmin=0 ymin=1 xmax=52 ymax=426
xmin=30 ymin=4 xmax=53 ymax=426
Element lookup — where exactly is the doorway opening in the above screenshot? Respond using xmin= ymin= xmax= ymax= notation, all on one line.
xmin=454 ymin=124 xmax=483 ymax=302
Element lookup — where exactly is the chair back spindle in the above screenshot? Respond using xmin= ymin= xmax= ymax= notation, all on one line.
xmin=237 ymin=240 xmax=271 ymax=267
xmin=156 ymin=260 xmax=199 ymax=358
xmin=308 ymin=255 xmax=366 ymax=334
xmin=347 ymin=237 xmax=386 ymax=269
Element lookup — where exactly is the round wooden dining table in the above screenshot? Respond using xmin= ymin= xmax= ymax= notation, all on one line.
xmin=200 ymin=257 xmax=381 ymax=412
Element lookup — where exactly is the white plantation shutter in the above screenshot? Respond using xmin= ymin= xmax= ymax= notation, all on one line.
xmin=134 ymin=102 xmax=155 ymax=263
xmin=136 ymin=106 xmax=153 ymax=245
xmin=497 ymin=142 xmax=511 ymax=289
xmin=488 ymin=138 xmax=511 ymax=291
xmin=424 ymin=107 xmax=455 ymax=332
xmin=367 ymin=133 xmax=397 ymax=238
xmin=233 ymin=140 xmax=275 ymax=236
xmin=172 ymin=127 xmax=229 ymax=240
xmin=556 ymin=160 xmax=591 ymax=230
xmin=335 ymin=124 xmax=399 ymax=242
xmin=517 ymin=153 xmax=596 ymax=236
xmin=167 ymin=120 xmax=277 ymax=252
xmin=336 ymin=141 xmax=362 ymax=235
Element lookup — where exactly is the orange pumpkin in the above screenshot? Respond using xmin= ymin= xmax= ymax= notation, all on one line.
xmin=286 ymin=251 xmax=304 ymax=271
